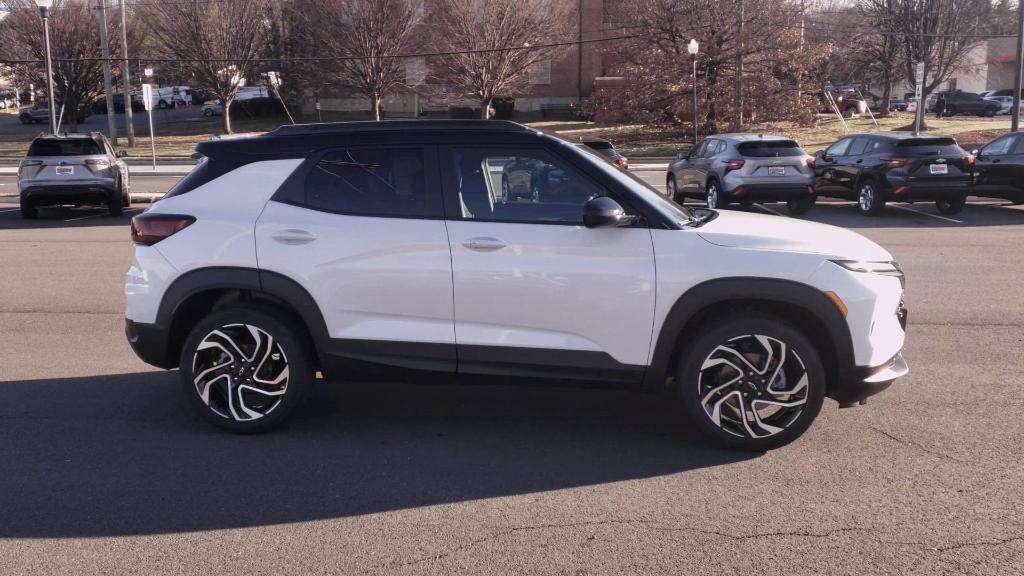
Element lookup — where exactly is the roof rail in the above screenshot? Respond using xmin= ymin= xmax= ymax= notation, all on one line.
xmin=267 ymin=119 xmax=532 ymax=137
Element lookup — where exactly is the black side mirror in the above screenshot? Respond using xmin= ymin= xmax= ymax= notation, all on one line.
xmin=676 ymin=152 xmax=686 ymax=160
xmin=583 ymin=196 xmax=632 ymax=228
xmin=970 ymin=148 xmax=980 ymax=157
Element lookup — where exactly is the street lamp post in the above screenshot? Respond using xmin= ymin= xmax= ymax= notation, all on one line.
xmin=688 ymin=39 xmax=699 ymax=148
xmin=35 ymin=0 xmax=57 ymax=135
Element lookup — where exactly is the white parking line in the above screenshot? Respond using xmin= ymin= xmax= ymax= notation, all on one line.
xmin=64 ymin=207 xmax=141 ymax=222
xmin=890 ymin=203 xmax=963 ymax=224
xmin=753 ymin=203 xmax=787 ymax=217
xmin=0 ymin=208 xmax=20 ymax=213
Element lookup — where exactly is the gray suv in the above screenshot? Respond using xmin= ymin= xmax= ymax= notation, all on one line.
xmin=666 ymin=134 xmax=817 ymax=214
xmin=18 ymin=133 xmax=131 ymax=219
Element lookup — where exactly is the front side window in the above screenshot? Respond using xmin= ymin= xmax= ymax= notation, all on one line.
xmin=301 ymin=147 xmax=436 ymax=218
xmin=451 ymin=148 xmax=606 ymax=224
xmin=847 ymin=137 xmax=868 ymax=156
xmin=826 ymin=138 xmax=851 ymax=157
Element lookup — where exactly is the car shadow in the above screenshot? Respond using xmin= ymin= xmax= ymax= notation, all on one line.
xmin=0 ymin=203 xmax=142 ymax=229
xmin=732 ymin=199 xmax=1024 ymax=229
xmin=0 ymin=371 xmax=751 ymax=538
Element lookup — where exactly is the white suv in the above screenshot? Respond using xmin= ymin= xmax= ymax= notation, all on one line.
xmin=125 ymin=121 xmax=908 ymax=450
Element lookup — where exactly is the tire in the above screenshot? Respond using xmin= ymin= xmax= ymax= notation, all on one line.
xmin=19 ymin=115 xmax=31 ymax=125
xmin=179 ymin=307 xmax=312 ymax=433
xmin=936 ymin=195 xmax=966 ymax=215
xmin=120 ymin=177 xmax=131 ymax=207
xmin=203 ymin=109 xmax=213 ymax=117
xmin=20 ymin=199 xmax=37 ymax=219
xmin=158 ymin=99 xmax=168 ymax=109
xmin=786 ymin=196 xmax=816 ymax=215
xmin=857 ymin=180 xmax=884 ymax=216
xmin=666 ymin=174 xmax=679 ymax=202
xmin=706 ymin=180 xmax=724 ymax=209
xmin=107 ymin=192 xmax=123 ymax=216
xmin=674 ymin=313 xmax=826 ymax=451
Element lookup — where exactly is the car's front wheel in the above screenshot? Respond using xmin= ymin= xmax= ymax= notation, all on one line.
xmin=857 ymin=181 xmax=884 ymax=215
xmin=180 ymin=307 xmax=312 ymax=433
xmin=666 ymin=174 xmax=679 ymax=201
xmin=936 ymin=195 xmax=966 ymax=215
xmin=675 ymin=314 xmax=826 ymax=450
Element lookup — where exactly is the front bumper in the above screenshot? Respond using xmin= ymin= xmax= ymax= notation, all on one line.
xmin=126 ymin=319 xmax=175 ymax=369
xmin=832 ymin=352 xmax=909 ymax=407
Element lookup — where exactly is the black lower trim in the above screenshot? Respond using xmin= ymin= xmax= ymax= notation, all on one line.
xmin=457 ymin=344 xmax=644 ymax=384
xmin=727 ymin=183 xmax=814 ymax=201
xmin=321 ymin=339 xmax=457 ymax=375
xmin=125 ymin=319 xmax=174 ymax=369
xmin=23 ymin=184 xmax=118 ymax=207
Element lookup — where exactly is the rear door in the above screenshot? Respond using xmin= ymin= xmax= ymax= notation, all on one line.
xmin=255 ymin=145 xmax=457 ymax=371
xmin=441 ymin=144 xmax=656 ymax=382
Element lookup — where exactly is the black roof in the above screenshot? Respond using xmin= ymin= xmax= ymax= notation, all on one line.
xmin=855 ymin=132 xmax=956 ymax=141
xmin=195 ymin=120 xmax=543 ymax=158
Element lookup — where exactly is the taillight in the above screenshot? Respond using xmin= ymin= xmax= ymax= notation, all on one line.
xmin=131 ymin=214 xmax=195 ymax=246
xmin=85 ymin=159 xmax=110 ymax=168
xmin=616 ymin=156 xmax=629 ymax=170
xmin=724 ymin=159 xmax=745 ymax=173
xmin=965 ymin=154 xmax=975 ymax=169
xmin=805 ymin=157 xmax=816 ymax=169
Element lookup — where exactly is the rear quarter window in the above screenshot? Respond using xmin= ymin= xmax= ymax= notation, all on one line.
xmin=737 ymin=140 xmax=804 ymax=157
xmin=27 ymin=139 xmax=102 ymax=156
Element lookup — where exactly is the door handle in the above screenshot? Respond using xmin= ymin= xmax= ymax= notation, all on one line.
xmin=461 ymin=237 xmax=507 ymax=251
xmin=271 ymin=229 xmax=317 ymax=245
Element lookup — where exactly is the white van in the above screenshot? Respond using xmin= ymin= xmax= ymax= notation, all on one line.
xmin=151 ymin=86 xmax=192 ymax=109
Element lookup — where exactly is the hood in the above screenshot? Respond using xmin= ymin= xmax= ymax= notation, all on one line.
xmin=696 ymin=210 xmax=892 ymax=261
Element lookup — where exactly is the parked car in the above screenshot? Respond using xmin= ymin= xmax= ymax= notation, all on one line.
xmin=666 ymin=134 xmax=817 ymax=214
xmin=932 ymin=91 xmax=1001 ymax=117
xmin=888 ymin=98 xmax=908 ymax=112
xmin=19 ymin=102 xmax=90 ymax=125
xmin=819 ymin=87 xmax=869 ymax=117
xmin=984 ymin=95 xmax=1014 ymax=115
xmin=579 ymin=137 xmax=628 ymax=169
xmin=813 ymin=133 xmax=971 ymax=215
xmin=201 ymin=100 xmax=224 ymax=117
xmin=18 ymin=132 xmax=131 ymax=219
xmin=125 ymin=120 xmax=909 ymax=451
xmin=90 ymin=94 xmax=143 ymax=114
xmin=970 ymin=133 xmax=1024 ymax=204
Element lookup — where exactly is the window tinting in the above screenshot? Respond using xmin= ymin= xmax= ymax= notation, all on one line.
xmin=702 ymin=140 xmax=721 ymax=158
xmin=737 ymin=140 xmax=804 ymax=157
xmin=1012 ymin=136 xmax=1024 ymax=154
xmin=302 ymin=148 xmax=434 ymax=218
xmin=895 ymin=138 xmax=963 ymax=156
xmin=847 ymin=137 xmax=868 ymax=156
xmin=452 ymin=148 xmax=604 ymax=224
xmin=983 ymin=136 xmax=1015 ymax=156
xmin=27 ymin=138 xmax=102 ymax=156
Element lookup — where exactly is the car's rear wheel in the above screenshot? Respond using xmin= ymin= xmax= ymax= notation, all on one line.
xmin=107 ymin=191 xmax=123 ymax=216
xmin=706 ymin=180 xmax=723 ymax=209
xmin=19 ymin=115 xmax=31 ymax=125
xmin=936 ymin=195 xmax=966 ymax=215
xmin=20 ymin=199 xmax=37 ymax=219
xmin=666 ymin=174 xmax=679 ymax=201
xmin=857 ymin=181 xmax=884 ymax=215
xmin=180 ymin=307 xmax=312 ymax=433
xmin=786 ymin=196 xmax=816 ymax=215
xmin=675 ymin=314 xmax=826 ymax=450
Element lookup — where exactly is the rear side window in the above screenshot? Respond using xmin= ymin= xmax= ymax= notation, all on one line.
xmin=164 ymin=157 xmax=214 ymax=198
xmin=27 ymin=138 xmax=102 ymax=156
xmin=300 ymin=147 xmax=438 ymax=218
xmin=896 ymin=138 xmax=962 ymax=156
xmin=737 ymin=140 xmax=804 ymax=158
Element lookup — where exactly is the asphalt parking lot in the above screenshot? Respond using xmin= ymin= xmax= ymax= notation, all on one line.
xmin=1 ymin=171 xmax=1022 ymax=575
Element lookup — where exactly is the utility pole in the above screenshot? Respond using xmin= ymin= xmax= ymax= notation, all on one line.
xmin=576 ymin=0 xmax=583 ymax=106
xmin=97 ymin=0 xmax=118 ymax=144
xmin=118 ymin=0 xmax=135 ymax=147
xmin=1012 ymin=0 xmax=1024 ymax=132
xmin=796 ymin=0 xmax=805 ymax=110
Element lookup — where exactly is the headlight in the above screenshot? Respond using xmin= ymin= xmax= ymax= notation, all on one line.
xmin=831 ymin=260 xmax=905 ymax=288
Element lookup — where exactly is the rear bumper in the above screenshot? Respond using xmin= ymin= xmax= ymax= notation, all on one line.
xmin=21 ymin=183 xmax=118 ymax=206
xmin=125 ymin=319 xmax=175 ymax=369
xmin=884 ymin=176 xmax=970 ymax=201
xmin=725 ymin=182 xmax=815 ymax=202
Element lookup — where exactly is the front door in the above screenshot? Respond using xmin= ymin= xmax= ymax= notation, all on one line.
xmin=255 ymin=145 xmax=457 ymax=372
xmin=974 ymin=134 xmax=1024 ymax=201
xmin=815 ymin=137 xmax=853 ymax=198
xmin=441 ymin=145 xmax=656 ymax=382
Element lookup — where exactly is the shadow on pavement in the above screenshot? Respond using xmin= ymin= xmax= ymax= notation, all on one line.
xmin=0 ymin=372 xmax=751 ymax=538
xmin=0 ymin=203 xmax=142 ymax=230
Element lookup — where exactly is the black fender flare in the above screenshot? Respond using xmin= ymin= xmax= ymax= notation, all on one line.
xmin=642 ymin=277 xmax=856 ymax=393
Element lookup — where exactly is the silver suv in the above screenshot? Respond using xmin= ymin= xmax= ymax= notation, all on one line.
xmin=18 ymin=133 xmax=131 ymax=219
xmin=666 ymin=134 xmax=817 ymax=214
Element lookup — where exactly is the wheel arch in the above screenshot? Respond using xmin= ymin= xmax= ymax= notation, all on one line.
xmin=643 ymin=277 xmax=855 ymax=397
xmin=156 ymin=267 xmax=328 ymax=371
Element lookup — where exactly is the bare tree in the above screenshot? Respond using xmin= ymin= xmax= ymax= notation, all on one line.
xmin=0 ymin=0 xmax=119 ymax=131
xmin=142 ymin=0 xmax=271 ymax=134
xmin=430 ymin=0 xmax=572 ymax=119
xmin=289 ymin=0 xmax=424 ymax=121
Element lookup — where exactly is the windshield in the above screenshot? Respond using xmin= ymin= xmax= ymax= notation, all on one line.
xmin=570 ymin=142 xmax=694 ymax=225
xmin=27 ymin=138 xmax=102 ymax=156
